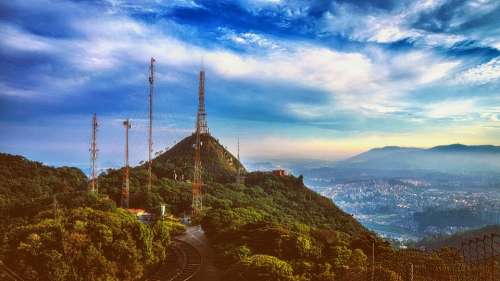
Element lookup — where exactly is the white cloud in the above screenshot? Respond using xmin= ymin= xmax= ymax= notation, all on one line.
xmin=321 ymin=0 xmax=495 ymax=50
xmin=425 ymin=99 xmax=476 ymax=119
xmin=0 ymin=4 xmax=463 ymax=116
xmin=454 ymin=57 xmax=500 ymax=85
xmin=419 ymin=61 xmax=461 ymax=83
xmin=0 ymin=82 xmax=38 ymax=98
xmin=0 ymin=25 xmax=54 ymax=52
xmin=219 ymin=28 xmax=283 ymax=50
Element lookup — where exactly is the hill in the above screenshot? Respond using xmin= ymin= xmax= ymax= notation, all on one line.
xmin=0 ymin=153 xmax=87 ymax=210
xmin=0 ymin=138 xmax=473 ymax=281
xmin=415 ymin=224 xmax=500 ymax=250
xmin=0 ymin=153 xmax=183 ymax=281
xmin=97 ymin=133 xmax=370 ymax=236
xmin=153 ymin=133 xmax=245 ymax=183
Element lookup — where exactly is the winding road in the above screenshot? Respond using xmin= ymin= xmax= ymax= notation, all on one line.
xmin=176 ymin=226 xmax=220 ymax=281
xmin=148 ymin=226 xmax=220 ymax=281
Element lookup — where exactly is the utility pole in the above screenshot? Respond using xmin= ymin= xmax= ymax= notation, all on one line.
xmin=122 ymin=119 xmax=131 ymax=208
xmin=148 ymin=57 xmax=155 ymax=192
xmin=89 ymin=113 xmax=98 ymax=193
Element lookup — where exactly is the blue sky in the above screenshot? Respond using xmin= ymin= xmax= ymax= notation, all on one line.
xmin=0 ymin=0 xmax=499 ymax=170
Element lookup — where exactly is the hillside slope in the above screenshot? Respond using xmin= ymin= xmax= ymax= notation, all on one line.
xmin=0 ymin=153 xmax=183 ymax=281
xmin=416 ymin=224 xmax=500 ymax=250
xmin=0 ymin=148 xmax=471 ymax=281
xmin=153 ymin=133 xmax=245 ymax=183
xmin=0 ymin=153 xmax=87 ymax=209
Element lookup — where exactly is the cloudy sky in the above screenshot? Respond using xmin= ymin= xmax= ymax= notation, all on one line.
xmin=0 ymin=0 xmax=499 ymax=170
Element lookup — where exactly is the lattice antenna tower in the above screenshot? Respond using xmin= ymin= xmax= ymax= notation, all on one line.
xmin=89 ymin=113 xmax=99 ymax=193
xmin=196 ymin=63 xmax=208 ymax=134
xmin=122 ymin=119 xmax=131 ymax=208
xmin=148 ymin=57 xmax=155 ymax=192
xmin=192 ymin=65 xmax=208 ymax=213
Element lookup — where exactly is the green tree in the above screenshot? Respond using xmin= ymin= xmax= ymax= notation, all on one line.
xmin=224 ymin=254 xmax=297 ymax=281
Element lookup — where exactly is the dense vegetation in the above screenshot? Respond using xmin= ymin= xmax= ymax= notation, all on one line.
xmin=93 ymin=134 xmax=468 ymax=281
xmin=414 ymin=208 xmax=489 ymax=232
xmin=416 ymin=225 xmax=500 ymax=249
xmin=1 ymin=133 xmax=489 ymax=281
xmin=0 ymin=153 xmax=86 ymax=211
xmin=0 ymin=153 xmax=184 ymax=281
xmin=152 ymin=133 xmax=244 ymax=183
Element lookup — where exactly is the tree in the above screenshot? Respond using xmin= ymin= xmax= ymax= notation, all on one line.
xmin=223 ymin=254 xmax=297 ymax=281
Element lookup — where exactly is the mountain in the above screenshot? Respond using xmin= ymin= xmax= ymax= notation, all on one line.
xmin=152 ymin=133 xmax=245 ymax=183
xmin=0 ymin=153 xmax=179 ymax=281
xmin=339 ymin=144 xmax=500 ymax=173
xmin=415 ymin=224 xmax=500 ymax=250
xmin=430 ymin=144 xmax=500 ymax=153
xmin=0 ymin=141 xmax=469 ymax=281
xmin=299 ymin=144 xmax=500 ymax=183
xmin=0 ymin=153 xmax=87 ymax=208
xmin=97 ymin=133 xmax=370 ymax=236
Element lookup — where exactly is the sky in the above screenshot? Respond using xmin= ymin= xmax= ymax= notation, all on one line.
xmin=0 ymin=0 xmax=499 ymax=170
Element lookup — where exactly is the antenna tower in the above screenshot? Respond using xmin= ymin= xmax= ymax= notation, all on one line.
xmin=89 ymin=113 xmax=98 ymax=193
xmin=122 ymin=119 xmax=131 ymax=208
xmin=148 ymin=57 xmax=155 ymax=192
xmin=196 ymin=66 xmax=209 ymax=134
xmin=192 ymin=67 xmax=207 ymax=213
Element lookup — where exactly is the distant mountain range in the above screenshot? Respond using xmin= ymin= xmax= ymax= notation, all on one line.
xmin=293 ymin=144 xmax=500 ymax=188
xmin=339 ymin=144 xmax=500 ymax=173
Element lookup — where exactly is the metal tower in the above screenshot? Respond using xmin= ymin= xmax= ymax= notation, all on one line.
xmin=196 ymin=67 xmax=209 ymax=134
xmin=89 ymin=113 xmax=98 ymax=193
xmin=148 ymin=57 xmax=155 ymax=192
xmin=122 ymin=119 xmax=131 ymax=208
xmin=192 ymin=68 xmax=207 ymax=213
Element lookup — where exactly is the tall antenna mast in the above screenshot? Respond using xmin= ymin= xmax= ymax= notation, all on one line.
xmin=89 ymin=113 xmax=98 ymax=193
xmin=192 ymin=65 xmax=207 ymax=214
xmin=196 ymin=64 xmax=208 ymax=134
xmin=122 ymin=119 xmax=131 ymax=208
xmin=148 ymin=57 xmax=155 ymax=192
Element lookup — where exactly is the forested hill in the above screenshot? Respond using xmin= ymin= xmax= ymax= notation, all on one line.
xmin=0 ymin=152 xmax=184 ymax=281
xmin=96 ymin=133 xmax=369 ymax=236
xmin=416 ymin=225 xmax=500 ymax=250
xmin=0 ymin=153 xmax=86 ymax=209
xmin=153 ymin=133 xmax=245 ymax=183
xmin=1 ymin=146 xmax=472 ymax=281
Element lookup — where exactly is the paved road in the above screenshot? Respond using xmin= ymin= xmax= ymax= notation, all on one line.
xmin=176 ymin=226 xmax=221 ymax=281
